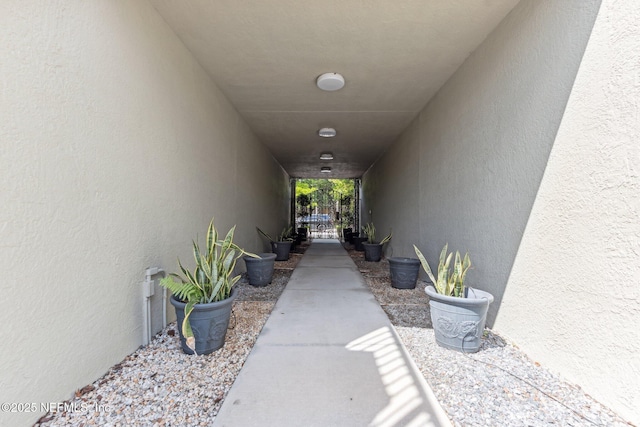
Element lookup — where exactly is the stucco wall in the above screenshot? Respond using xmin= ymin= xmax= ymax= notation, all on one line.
xmin=363 ymin=0 xmax=639 ymax=423
xmin=494 ymin=0 xmax=640 ymax=422
xmin=0 ymin=1 xmax=288 ymax=425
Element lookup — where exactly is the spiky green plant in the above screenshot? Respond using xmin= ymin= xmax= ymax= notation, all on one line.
xmin=278 ymin=226 xmax=293 ymax=242
xmin=363 ymin=223 xmax=376 ymax=243
xmin=160 ymin=218 xmax=258 ymax=352
xmin=257 ymin=226 xmax=293 ymax=242
xmin=256 ymin=226 xmax=274 ymax=242
xmin=362 ymin=222 xmax=392 ymax=244
xmin=413 ymin=243 xmax=471 ymax=297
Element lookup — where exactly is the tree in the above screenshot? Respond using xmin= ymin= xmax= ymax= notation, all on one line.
xmin=294 ymin=179 xmax=355 ymax=226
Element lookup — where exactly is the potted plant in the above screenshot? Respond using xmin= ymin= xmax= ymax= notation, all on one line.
xmin=296 ymin=194 xmax=311 ymax=241
xmin=342 ymin=227 xmax=353 ymax=243
xmin=352 ymin=225 xmax=369 ymax=251
xmin=414 ymin=243 xmax=494 ymax=353
xmin=160 ymin=218 xmax=258 ymax=355
xmin=243 ymin=252 xmax=277 ymax=287
xmin=388 ymin=257 xmax=421 ymax=289
xmin=257 ymin=226 xmax=293 ymax=261
xmin=361 ymin=223 xmax=392 ymax=261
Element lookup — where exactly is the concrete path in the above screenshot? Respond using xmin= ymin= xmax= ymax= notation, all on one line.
xmin=214 ymin=239 xmax=451 ymax=427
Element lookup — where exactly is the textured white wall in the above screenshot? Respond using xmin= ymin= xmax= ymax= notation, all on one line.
xmin=363 ymin=0 xmax=639 ymax=423
xmin=494 ymin=0 xmax=640 ymax=422
xmin=361 ymin=121 xmax=421 ymax=260
xmin=0 ymin=1 xmax=288 ymax=425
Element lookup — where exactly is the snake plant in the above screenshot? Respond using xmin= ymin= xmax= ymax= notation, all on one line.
xmin=160 ymin=218 xmax=258 ymax=351
xmin=257 ymin=226 xmax=293 ymax=242
xmin=413 ymin=243 xmax=471 ymax=297
xmin=362 ymin=223 xmax=392 ymax=244
xmin=278 ymin=226 xmax=294 ymax=242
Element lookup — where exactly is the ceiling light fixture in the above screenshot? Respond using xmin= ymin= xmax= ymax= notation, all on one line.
xmin=320 ymin=153 xmax=334 ymax=160
xmin=318 ymin=127 xmax=336 ymax=138
xmin=316 ymin=73 xmax=345 ymax=91
xmin=320 ymin=166 xmax=332 ymax=173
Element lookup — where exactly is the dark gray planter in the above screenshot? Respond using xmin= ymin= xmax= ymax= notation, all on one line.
xmin=425 ymin=285 xmax=494 ymax=353
xmin=353 ymin=236 xmax=368 ymax=251
xmin=388 ymin=257 xmax=420 ymax=289
xmin=342 ymin=227 xmax=352 ymax=242
xmin=271 ymin=241 xmax=292 ymax=261
xmin=170 ymin=287 xmax=238 ymax=355
xmin=244 ymin=253 xmax=276 ymax=286
xmin=348 ymin=232 xmax=359 ymax=244
xmin=297 ymin=227 xmax=308 ymax=241
xmin=363 ymin=242 xmax=383 ymax=262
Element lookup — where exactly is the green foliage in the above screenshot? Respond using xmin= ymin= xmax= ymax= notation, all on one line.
xmin=413 ymin=243 xmax=471 ymax=297
xmin=295 ymin=179 xmax=355 ymax=211
xmin=363 ymin=223 xmax=375 ymax=243
xmin=362 ymin=222 xmax=392 ymax=244
xmin=160 ymin=218 xmax=258 ymax=351
xmin=295 ymin=179 xmax=318 ymax=197
xmin=296 ymin=193 xmax=311 ymax=207
xmin=278 ymin=226 xmax=293 ymax=241
xmin=329 ymin=179 xmax=355 ymax=199
xmin=257 ymin=226 xmax=293 ymax=242
xmin=341 ymin=211 xmax=354 ymax=226
xmin=256 ymin=226 xmax=274 ymax=242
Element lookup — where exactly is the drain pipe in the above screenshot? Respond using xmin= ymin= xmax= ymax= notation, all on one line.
xmin=143 ymin=267 xmax=166 ymax=345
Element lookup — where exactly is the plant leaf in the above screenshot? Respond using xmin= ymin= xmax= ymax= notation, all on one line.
xmin=256 ymin=227 xmax=274 ymax=242
xmin=182 ymin=302 xmax=197 ymax=354
xmin=414 ymin=245 xmax=437 ymax=286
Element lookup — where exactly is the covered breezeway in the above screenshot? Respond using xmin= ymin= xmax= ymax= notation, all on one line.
xmin=2 ymin=0 xmax=639 ymax=425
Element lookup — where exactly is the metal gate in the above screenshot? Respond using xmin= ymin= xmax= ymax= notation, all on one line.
xmin=293 ymin=179 xmax=359 ymax=240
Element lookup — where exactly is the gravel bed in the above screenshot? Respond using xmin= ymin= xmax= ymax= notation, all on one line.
xmin=35 ymin=254 xmax=302 ymax=427
xmin=347 ymin=245 xmax=632 ymax=427
xmin=36 ymin=242 xmax=631 ymax=426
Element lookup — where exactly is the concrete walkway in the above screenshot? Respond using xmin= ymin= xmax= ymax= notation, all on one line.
xmin=214 ymin=239 xmax=451 ymax=427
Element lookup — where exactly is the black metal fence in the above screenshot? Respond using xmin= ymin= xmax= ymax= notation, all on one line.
xmin=293 ymin=179 xmax=358 ymax=240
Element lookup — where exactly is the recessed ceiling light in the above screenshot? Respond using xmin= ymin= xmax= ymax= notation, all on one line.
xmin=316 ymin=73 xmax=345 ymax=91
xmin=320 ymin=166 xmax=332 ymax=173
xmin=320 ymin=153 xmax=334 ymax=160
xmin=318 ymin=127 xmax=336 ymax=138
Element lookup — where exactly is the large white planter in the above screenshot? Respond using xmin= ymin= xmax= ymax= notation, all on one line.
xmin=425 ymin=285 xmax=494 ymax=353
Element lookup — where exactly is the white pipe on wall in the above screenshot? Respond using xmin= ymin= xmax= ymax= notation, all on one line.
xmin=143 ymin=267 xmax=166 ymax=345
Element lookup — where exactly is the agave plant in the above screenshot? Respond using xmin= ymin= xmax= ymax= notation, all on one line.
xmin=160 ymin=218 xmax=258 ymax=350
xmin=413 ymin=243 xmax=471 ymax=297
xmin=362 ymin=222 xmax=392 ymax=244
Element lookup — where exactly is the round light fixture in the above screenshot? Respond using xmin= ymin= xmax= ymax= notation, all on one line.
xmin=320 ymin=166 xmax=332 ymax=173
xmin=318 ymin=127 xmax=336 ymax=138
xmin=320 ymin=153 xmax=334 ymax=160
xmin=316 ymin=73 xmax=345 ymax=91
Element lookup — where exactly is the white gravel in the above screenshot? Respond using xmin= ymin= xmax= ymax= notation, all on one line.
xmin=35 ymin=270 xmax=291 ymax=427
xmin=397 ymin=327 xmax=630 ymax=427
xmin=35 ymin=251 xmax=632 ymax=427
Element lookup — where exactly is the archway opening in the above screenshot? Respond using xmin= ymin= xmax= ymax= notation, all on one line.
xmin=292 ymin=178 xmax=360 ymax=239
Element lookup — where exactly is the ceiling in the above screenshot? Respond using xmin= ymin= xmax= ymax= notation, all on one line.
xmin=150 ymin=0 xmax=520 ymax=178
